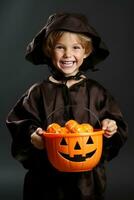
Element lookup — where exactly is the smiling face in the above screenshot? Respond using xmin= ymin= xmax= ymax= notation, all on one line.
xmin=52 ymin=32 xmax=88 ymax=76
xmin=43 ymin=31 xmax=92 ymax=77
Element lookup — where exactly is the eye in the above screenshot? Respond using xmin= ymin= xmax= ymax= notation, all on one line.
xmin=73 ymin=45 xmax=81 ymax=49
xmin=60 ymin=138 xmax=67 ymax=145
xmin=86 ymin=136 xmax=94 ymax=144
xmin=55 ymin=45 xmax=64 ymax=49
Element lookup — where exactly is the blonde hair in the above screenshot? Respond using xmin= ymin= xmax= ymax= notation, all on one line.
xmin=43 ymin=31 xmax=93 ymax=57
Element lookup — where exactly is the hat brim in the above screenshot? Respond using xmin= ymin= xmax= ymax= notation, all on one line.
xmin=25 ymin=13 xmax=109 ymax=70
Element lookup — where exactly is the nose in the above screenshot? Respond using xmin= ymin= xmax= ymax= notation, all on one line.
xmin=63 ymin=48 xmax=72 ymax=58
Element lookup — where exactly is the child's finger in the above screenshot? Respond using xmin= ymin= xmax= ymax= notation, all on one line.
xmin=36 ymin=128 xmax=44 ymax=135
xmin=101 ymin=119 xmax=110 ymax=130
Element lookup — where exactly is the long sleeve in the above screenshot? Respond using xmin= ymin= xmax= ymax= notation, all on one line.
xmin=86 ymin=79 xmax=128 ymax=162
xmin=6 ymin=83 xmax=46 ymax=168
xmin=97 ymin=87 xmax=128 ymax=161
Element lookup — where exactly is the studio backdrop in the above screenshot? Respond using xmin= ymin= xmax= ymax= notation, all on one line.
xmin=0 ymin=0 xmax=133 ymax=200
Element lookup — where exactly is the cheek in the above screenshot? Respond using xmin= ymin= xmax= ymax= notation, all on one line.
xmin=52 ymin=52 xmax=62 ymax=65
xmin=51 ymin=55 xmax=58 ymax=67
xmin=76 ymin=56 xmax=85 ymax=66
xmin=76 ymin=52 xmax=86 ymax=61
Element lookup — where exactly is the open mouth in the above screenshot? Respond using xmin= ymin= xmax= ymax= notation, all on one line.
xmin=58 ymin=149 xmax=96 ymax=162
xmin=60 ymin=61 xmax=75 ymax=67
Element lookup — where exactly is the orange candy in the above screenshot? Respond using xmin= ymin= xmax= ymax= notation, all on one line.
xmin=46 ymin=120 xmax=93 ymax=134
xmin=65 ymin=120 xmax=78 ymax=133
xmin=81 ymin=123 xmax=93 ymax=132
xmin=75 ymin=124 xmax=86 ymax=133
xmin=47 ymin=123 xmax=61 ymax=134
xmin=58 ymin=127 xmax=69 ymax=134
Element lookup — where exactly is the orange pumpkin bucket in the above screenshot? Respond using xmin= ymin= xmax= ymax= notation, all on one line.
xmin=42 ymin=119 xmax=104 ymax=172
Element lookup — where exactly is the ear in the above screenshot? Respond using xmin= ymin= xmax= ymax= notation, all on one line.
xmin=83 ymin=47 xmax=93 ymax=59
xmin=83 ymin=54 xmax=89 ymax=59
xmin=83 ymin=51 xmax=91 ymax=59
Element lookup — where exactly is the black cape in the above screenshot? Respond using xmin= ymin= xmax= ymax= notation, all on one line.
xmin=6 ymin=78 xmax=128 ymax=200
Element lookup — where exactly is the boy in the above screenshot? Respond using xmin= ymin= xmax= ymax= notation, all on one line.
xmin=6 ymin=12 xmax=128 ymax=200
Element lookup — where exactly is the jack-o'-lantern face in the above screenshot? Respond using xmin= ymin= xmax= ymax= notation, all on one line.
xmin=44 ymin=132 xmax=103 ymax=172
xmin=59 ymin=136 xmax=96 ymax=162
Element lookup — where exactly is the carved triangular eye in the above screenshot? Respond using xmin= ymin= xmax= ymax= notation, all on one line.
xmin=86 ymin=136 xmax=94 ymax=144
xmin=60 ymin=138 xmax=67 ymax=145
xmin=74 ymin=142 xmax=81 ymax=150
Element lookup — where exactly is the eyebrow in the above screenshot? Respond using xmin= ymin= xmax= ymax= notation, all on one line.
xmin=55 ymin=42 xmax=82 ymax=45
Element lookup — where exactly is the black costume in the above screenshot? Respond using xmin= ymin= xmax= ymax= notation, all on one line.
xmin=6 ymin=12 xmax=128 ymax=200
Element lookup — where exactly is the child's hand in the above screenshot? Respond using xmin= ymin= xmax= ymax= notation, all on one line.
xmin=101 ymin=119 xmax=118 ymax=138
xmin=31 ymin=128 xmax=45 ymax=150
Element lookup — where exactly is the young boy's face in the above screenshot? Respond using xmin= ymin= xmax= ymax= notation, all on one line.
xmin=51 ymin=32 xmax=88 ymax=77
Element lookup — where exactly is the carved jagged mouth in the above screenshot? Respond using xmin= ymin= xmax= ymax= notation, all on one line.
xmin=59 ymin=149 xmax=96 ymax=162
